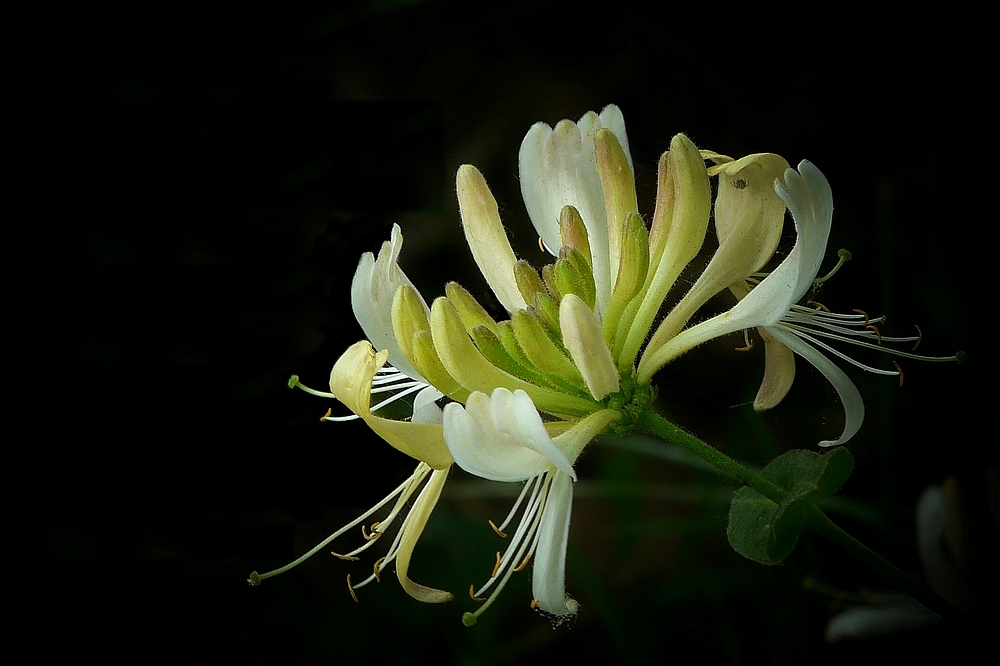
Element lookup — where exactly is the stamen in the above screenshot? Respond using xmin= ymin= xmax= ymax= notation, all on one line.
xmin=808 ymin=300 xmax=831 ymax=312
xmin=346 ymin=574 xmax=360 ymax=604
xmin=530 ymin=599 xmax=539 ymax=609
xmin=865 ymin=324 xmax=882 ymax=345
xmin=853 ymin=308 xmax=869 ymax=326
xmin=248 ymin=465 xmax=429 ymax=585
xmin=469 ymin=585 xmax=486 ymax=603
xmin=373 ymin=556 xmax=385 ymax=582
xmin=893 ymin=361 xmax=904 ymax=387
xmin=361 ymin=522 xmax=382 ymax=541
xmin=913 ymin=324 xmax=923 ymax=351
xmin=320 ymin=408 xmax=333 ymax=421
xmin=538 ymin=236 xmax=547 ymax=253
xmin=513 ymin=554 xmax=532 ymax=573
xmin=489 ymin=520 xmax=507 ymax=538
xmin=491 ymin=551 xmax=503 ymax=578
xmin=735 ymin=329 xmax=754 ymax=352
xmin=331 ymin=552 xmax=360 ymax=561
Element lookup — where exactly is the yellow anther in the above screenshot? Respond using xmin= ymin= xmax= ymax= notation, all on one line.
xmin=347 ymin=574 xmax=360 ymax=604
xmin=491 ymin=551 xmax=503 ymax=579
xmin=331 ymin=551 xmax=360 ymax=561
xmin=538 ymin=236 xmax=547 ymax=253
xmin=866 ymin=324 xmax=882 ymax=345
xmin=808 ymin=300 xmax=831 ymax=312
xmin=853 ymin=308 xmax=869 ymax=326
xmin=469 ymin=584 xmax=486 ymax=603
xmin=530 ymin=599 xmax=539 ymax=609
xmin=489 ymin=520 xmax=507 ymax=538
xmin=913 ymin=324 xmax=923 ymax=351
xmin=320 ymin=408 xmax=332 ymax=421
xmin=373 ymin=556 xmax=386 ymax=583
xmin=893 ymin=361 xmax=904 ymax=387
xmin=513 ymin=554 xmax=532 ymax=573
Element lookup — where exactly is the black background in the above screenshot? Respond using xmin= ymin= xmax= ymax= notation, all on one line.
xmin=13 ymin=2 xmax=994 ymax=663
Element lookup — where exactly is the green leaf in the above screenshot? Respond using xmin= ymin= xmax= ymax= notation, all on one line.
xmin=727 ymin=448 xmax=853 ymax=565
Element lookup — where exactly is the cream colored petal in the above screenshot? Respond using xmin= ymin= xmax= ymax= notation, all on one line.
xmin=329 ymin=341 xmax=453 ymax=470
xmin=638 ymin=161 xmax=833 ymax=382
xmin=394 ymin=466 xmax=454 ymax=603
xmin=752 ymin=327 xmax=796 ymax=412
xmin=559 ymin=294 xmax=619 ymax=400
xmin=641 ymin=153 xmax=788 ymax=362
xmin=456 ymin=165 xmax=527 ymax=313
xmin=350 ymin=223 xmax=428 ymax=382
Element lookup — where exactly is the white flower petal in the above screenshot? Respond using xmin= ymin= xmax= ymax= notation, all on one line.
xmin=518 ymin=105 xmax=632 ymax=314
xmin=411 ymin=385 xmax=444 ymax=424
xmin=443 ymin=389 xmax=575 ymax=482
xmin=532 ymin=471 xmax=576 ymax=617
xmin=350 ymin=223 xmax=428 ymax=382
xmin=765 ymin=325 xmax=864 ymax=447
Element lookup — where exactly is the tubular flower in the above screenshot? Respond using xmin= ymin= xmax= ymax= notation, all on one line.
xmin=249 ymin=227 xmax=455 ymax=604
xmin=637 ymin=159 xmax=963 ymax=446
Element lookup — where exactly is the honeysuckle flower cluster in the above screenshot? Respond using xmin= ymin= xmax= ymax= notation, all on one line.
xmin=249 ymin=104 xmax=960 ymax=624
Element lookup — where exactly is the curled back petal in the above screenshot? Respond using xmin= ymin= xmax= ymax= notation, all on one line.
xmin=638 ymin=161 xmax=834 ymax=382
xmin=329 ymin=341 xmax=453 ymax=470
xmin=765 ymin=325 xmax=863 ymax=447
xmin=394 ymin=467 xmax=454 ymax=603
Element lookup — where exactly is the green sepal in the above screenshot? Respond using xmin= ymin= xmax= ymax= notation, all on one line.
xmin=727 ymin=448 xmax=854 ymax=565
xmin=556 ymin=247 xmax=597 ymax=310
xmin=514 ymin=260 xmax=548 ymax=306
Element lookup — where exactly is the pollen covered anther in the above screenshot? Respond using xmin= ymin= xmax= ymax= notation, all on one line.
xmin=373 ymin=556 xmax=386 ymax=582
xmin=489 ymin=520 xmax=507 ymax=538
xmin=347 ymin=574 xmax=360 ymax=603
xmin=893 ymin=361 xmax=904 ymax=387
xmin=332 ymin=551 xmax=361 ymax=561
xmin=491 ymin=551 xmax=503 ymax=578
xmin=808 ymin=300 xmax=831 ymax=312
xmin=513 ymin=554 xmax=532 ymax=573
xmin=866 ymin=324 xmax=882 ymax=345
xmin=913 ymin=324 xmax=923 ymax=351
xmin=469 ymin=585 xmax=486 ymax=603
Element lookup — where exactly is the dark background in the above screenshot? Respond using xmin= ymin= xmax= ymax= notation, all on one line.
xmin=13 ymin=1 xmax=994 ymax=663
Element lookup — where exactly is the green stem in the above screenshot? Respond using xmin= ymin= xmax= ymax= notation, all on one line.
xmin=636 ymin=410 xmax=785 ymax=503
xmin=637 ymin=408 xmax=966 ymax=624
xmin=805 ymin=506 xmax=966 ymax=623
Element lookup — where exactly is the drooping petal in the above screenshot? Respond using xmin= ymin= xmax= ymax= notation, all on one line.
xmin=532 ymin=471 xmax=576 ymax=617
xmin=329 ymin=341 xmax=453 ymax=469
xmin=638 ymin=161 xmax=834 ymax=381
xmin=753 ymin=327 xmax=796 ymax=412
xmin=350 ymin=223 xmax=428 ymax=382
xmin=456 ymin=165 xmax=527 ymax=313
xmin=443 ymin=388 xmax=576 ymax=482
xmin=394 ymin=466 xmax=454 ymax=603
xmin=765 ymin=325 xmax=864 ymax=447
xmin=559 ymin=294 xmax=619 ymax=400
